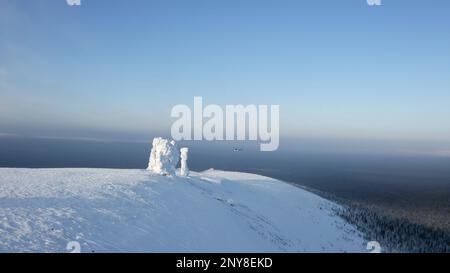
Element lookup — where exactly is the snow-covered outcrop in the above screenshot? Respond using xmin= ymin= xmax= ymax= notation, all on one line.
xmin=180 ymin=147 xmax=189 ymax=176
xmin=147 ymin=138 xmax=179 ymax=175
xmin=0 ymin=168 xmax=366 ymax=252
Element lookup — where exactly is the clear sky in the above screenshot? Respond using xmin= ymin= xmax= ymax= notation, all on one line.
xmin=1 ymin=0 xmax=449 ymax=151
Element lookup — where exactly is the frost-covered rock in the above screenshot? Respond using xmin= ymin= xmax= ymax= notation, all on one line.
xmin=180 ymin=147 xmax=189 ymax=176
xmin=147 ymin=137 xmax=180 ymax=175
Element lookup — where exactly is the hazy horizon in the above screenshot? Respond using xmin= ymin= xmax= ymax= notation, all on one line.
xmin=1 ymin=135 xmax=449 ymax=233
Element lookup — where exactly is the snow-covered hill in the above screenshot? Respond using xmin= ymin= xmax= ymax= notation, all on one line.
xmin=0 ymin=168 xmax=366 ymax=252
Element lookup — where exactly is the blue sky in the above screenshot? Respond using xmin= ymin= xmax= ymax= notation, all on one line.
xmin=1 ymin=0 xmax=449 ymax=150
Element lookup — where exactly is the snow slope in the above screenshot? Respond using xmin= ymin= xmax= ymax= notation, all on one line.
xmin=0 ymin=168 xmax=366 ymax=252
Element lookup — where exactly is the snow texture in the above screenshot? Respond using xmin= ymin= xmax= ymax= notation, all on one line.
xmin=147 ymin=138 xmax=179 ymax=175
xmin=0 ymin=168 xmax=366 ymax=252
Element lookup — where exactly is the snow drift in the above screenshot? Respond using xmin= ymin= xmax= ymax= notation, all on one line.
xmin=0 ymin=167 xmax=366 ymax=252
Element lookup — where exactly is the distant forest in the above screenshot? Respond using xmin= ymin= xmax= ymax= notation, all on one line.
xmin=335 ymin=203 xmax=450 ymax=252
xmin=299 ymin=184 xmax=450 ymax=253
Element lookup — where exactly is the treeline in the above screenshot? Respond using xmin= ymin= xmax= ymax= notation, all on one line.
xmin=334 ymin=203 xmax=450 ymax=253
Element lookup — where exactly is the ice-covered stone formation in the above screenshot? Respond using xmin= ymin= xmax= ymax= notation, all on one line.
xmin=180 ymin=147 xmax=189 ymax=176
xmin=147 ymin=137 xmax=180 ymax=175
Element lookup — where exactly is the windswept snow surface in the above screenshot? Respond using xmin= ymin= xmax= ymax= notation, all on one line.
xmin=0 ymin=168 xmax=366 ymax=252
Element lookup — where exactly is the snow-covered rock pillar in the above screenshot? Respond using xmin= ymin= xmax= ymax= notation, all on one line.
xmin=180 ymin=147 xmax=189 ymax=176
xmin=147 ymin=137 xmax=180 ymax=175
